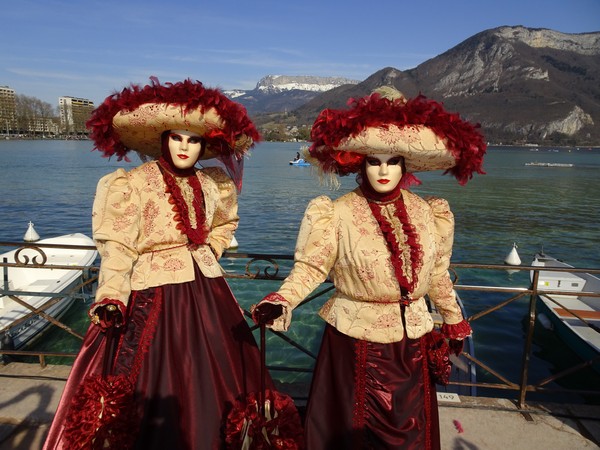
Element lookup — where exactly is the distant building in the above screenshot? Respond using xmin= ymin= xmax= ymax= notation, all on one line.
xmin=0 ymin=86 xmax=17 ymax=135
xmin=59 ymin=96 xmax=94 ymax=135
xmin=30 ymin=117 xmax=60 ymax=136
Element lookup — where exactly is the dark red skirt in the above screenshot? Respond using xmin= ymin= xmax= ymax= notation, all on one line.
xmin=304 ymin=324 xmax=440 ymax=450
xmin=43 ymin=265 xmax=270 ymax=450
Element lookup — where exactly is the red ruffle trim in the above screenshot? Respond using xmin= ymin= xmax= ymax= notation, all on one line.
xmin=424 ymin=330 xmax=452 ymax=386
xmin=86 ymin=77 xmax=260 ymax=161
xmin=225 ymin=389 xmax=305 ymax=450
xmin=309 ymin=93 xmax=486 ymax=184
xmin=62 ymin=374 xmax=138 ymax=450
xmin=442 ymin=319 xmax=472 ymax=340
xmin=368 ymin=197 xmax=423 ymax=296
xmin=158 ymin=159 xmax=209 ymax=246
xmin=112 ymin=289 xmax=164 ymax=384
xmin=352 ymin=340 xmax=368 ymax=440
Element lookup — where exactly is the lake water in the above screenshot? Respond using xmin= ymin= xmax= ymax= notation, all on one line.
xmin=1 ymin=139 xmax=600 ymax=403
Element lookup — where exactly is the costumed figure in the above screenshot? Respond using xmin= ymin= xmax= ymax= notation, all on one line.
xmin=252 ymin=87 xmax=486 ymax=450
xmin=43 ymin=78 xmax=274 ymax=450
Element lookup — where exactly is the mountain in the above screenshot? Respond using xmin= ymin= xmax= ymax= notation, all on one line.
xmin=223 ymin=75 xmax=360 ymax=115
xmin=258 ymin=26 xmax=600 ymax=146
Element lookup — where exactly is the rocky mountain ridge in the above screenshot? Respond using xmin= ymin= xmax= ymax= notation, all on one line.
xmin=495 ymin=26 xmax=600 ymax=55
xmin=248 ymin=26 xmax=600 ymax=146
xmin=223 ymin=75 xmax=359 ymax=114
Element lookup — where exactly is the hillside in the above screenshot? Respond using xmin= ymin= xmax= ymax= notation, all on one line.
xmin=258 ymin=26 xmax=600 ymax=146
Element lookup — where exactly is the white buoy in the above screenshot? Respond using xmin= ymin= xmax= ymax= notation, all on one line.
xmin=228 ymin=235 xmax=239 ymax=250
xmin=23 ymin=221 xmax=40 ymax=242
xmin=504 ymin=243 xmax=521 ymax=266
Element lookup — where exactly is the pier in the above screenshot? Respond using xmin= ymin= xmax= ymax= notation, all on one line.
xmin=1 ymin=240 xmax=600 ymax=448
xmin=0 ymin=362 xmax=598 ymax=449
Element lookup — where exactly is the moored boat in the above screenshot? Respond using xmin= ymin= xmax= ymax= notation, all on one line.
xmin=0 ymin=232 xmax=98 ymax=350
xmin=524 ymin=162 xmax=574 ymax=167
xmin=289 ymin=158 xmax=310 ymax=166
xmin=530 ymin=253 xmax=600 ymax=372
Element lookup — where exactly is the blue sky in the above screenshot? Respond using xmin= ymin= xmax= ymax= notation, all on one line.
xmin=1 ymin=0 xmax=598 ymax=108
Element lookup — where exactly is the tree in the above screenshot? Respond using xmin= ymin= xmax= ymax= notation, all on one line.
xmin=15 ymin=94 xmax=57 ymax=136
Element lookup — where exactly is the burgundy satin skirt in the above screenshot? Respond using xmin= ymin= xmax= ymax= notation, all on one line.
xmin=43 ymin=265 xmax=270 ymax=450
xmin=304 ymin=324 xmax=440 ymax=450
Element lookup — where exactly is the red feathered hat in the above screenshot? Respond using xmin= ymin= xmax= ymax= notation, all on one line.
xmin=307 ymin=87 xmax=486 ymax=185
xmin=87 ymin=77 xmax=259 ymax=162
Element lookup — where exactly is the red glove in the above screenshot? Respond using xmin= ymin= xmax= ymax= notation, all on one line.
xmin=252 ymin=303 xmax=283 ymax=326
xmin=448 ymin=339 xmax=464 ymax=356
xmin=91 ymin=303 xmax=124 ymax=330
xmin=441 ymin=320 xmax=471 ymax=356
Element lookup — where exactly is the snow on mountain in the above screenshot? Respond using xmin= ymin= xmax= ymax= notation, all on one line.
xmin=222 ymin=74 xmax=361 ymax=114
xmin=223 ymin=75 xmax=360 ymax=98
xmin=255 ymin=75 xmax=360 ymax=93
xmin=223 ymin=89 xmax=246 ymax=99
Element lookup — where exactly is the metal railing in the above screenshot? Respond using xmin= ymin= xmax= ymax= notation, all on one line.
xmin=1 ymin=239 xmax=600 ymax=409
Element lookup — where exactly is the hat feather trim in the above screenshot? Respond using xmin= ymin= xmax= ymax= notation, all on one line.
xmin=87 ymin=77 xmax=260 ymax=161
xmin=309 ymin=93 xmax=486 ymax=185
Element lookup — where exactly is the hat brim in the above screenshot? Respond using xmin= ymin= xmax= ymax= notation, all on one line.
xmin=87 ymin=78 xmax=259 ymax=162
xmin=332 ymin=124 xmax=456 ymax=172
xmin=113 ymin=103 xmax=230 ymax=160
xmin=307 ymin=92 xmax=486 ymax=184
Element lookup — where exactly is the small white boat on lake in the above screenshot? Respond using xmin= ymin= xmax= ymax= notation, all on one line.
xmin=0 ymin=232 xmax=98 ymax=350
xmin=531 ymin=253 xmax=600 ymax=371
xmin=524 ymin=162 xmax=574 ymax=168
xmin=289 ymin=158 xmax=310 ymax=166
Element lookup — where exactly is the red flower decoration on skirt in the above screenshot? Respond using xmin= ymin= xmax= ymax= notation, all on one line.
xmin=225 ymin=389 xmax=305 ymax=450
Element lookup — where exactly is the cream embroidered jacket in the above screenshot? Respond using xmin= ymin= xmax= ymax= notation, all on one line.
xmin=91 ymin=161 xmax=238 ymax=309
xmin=263 ymin=188 xmax=465 ymax=344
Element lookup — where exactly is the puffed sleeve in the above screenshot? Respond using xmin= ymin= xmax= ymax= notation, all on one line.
xmin=426 ymin=197 xmax=470 ymax=337
xmin=258 ymin=195 xmax=337 ymax=331
xmin=205 ymin=167 xmax=239 ymax=259
xmin=90 ymin=169 xmax=140 ymax=317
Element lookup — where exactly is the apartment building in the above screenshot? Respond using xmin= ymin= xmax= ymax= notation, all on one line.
xmin=0 ymin=86 xmax=17 ymax=135
xmin=59 ymin=96 xmax=95 ymax=134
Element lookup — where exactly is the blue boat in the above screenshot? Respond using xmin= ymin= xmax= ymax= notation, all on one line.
xmin=289 ymin=158 xmax=310 ymax=166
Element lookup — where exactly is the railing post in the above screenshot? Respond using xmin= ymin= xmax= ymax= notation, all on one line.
xmin=518 ymin=268 xmax=540 ymax=408
xmin=2 ymin=257 xmax=8 ymax=291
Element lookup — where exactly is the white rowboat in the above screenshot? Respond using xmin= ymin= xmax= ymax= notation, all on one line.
xmin=531 ymin=253 xmax=600 ymax=372
xmin=0 ymin=232 xmax=98 ymax=350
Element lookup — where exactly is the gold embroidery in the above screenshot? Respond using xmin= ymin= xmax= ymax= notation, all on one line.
xmin=174 ymin=177 xmax=199 ymax=229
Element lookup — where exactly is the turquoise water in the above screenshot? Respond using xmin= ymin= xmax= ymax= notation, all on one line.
xmin=1 ymin=140 xmax=600 ymax=402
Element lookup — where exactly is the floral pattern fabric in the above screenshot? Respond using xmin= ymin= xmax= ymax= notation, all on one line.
xmin=91 ymin=161 xmax=238 ymax=311
xmin=266 ymin=188 xmax=465 ymax=343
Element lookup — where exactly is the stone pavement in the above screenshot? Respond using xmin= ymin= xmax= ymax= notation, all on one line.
xmin=0 ymin=362 xmax=599 ymax=449
xmin=0 ymin=363 xmax=69 ymax=450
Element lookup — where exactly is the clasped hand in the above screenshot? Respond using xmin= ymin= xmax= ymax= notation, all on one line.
xmin=92 ymin=304 xmax=124 ymax=330
xmin=448 ymin=338 xmax=464 ymax=356
xmin=252 ymin=303 xmax=283 ymax=326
